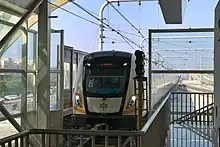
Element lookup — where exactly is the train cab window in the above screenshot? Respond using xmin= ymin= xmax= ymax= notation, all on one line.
xmin=83 ymin=56 xmax=131 ymax=97
xmin=84 ymin=67 xmax=128 ymax=96
xmin=86 ymin=76 xmax=124 ymax=95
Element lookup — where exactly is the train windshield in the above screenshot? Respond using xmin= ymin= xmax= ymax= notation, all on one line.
xmin=85 ymin=67 xmax=129 ymax=96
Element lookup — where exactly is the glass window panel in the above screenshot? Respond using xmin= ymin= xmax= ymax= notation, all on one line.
xmin=27 ymin=32 xmax=36 ymax=70
xmin=0 ymin=73 xmax=25 ymax=115
xmin=27 ymin=73 xmax=36 ymax=112
xmin=73 ymin=52 xmax=77 ymax=65
xmin=64 ymin=62 xmax=70 ymax=89
xmin=35 ymin=33 xmax=38 ymax=64
xmin=51 ymin=33 xmax=60 ymax=69
xmin=28 ymin=14 xmax=38 ymax=30
xmin=64 ymin=49 xmax=71 ymax=63
xmin=0 ymin=31 xmax=24 ymax=70
xmin=151 ymin=32 xmax=213 ymax=70
xmin=29 ymin=21 xmax=38 ymax=31
xmin=72 ymin=64 xmax=77 ymax=88
xmin=50 ymin=73 xmax=60 ymax=111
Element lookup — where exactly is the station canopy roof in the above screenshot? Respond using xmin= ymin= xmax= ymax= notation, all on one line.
xmin=0 ymin=0 xmax=68 ymax=28
xmin=0 ymin=0 xmax=68 ymax=57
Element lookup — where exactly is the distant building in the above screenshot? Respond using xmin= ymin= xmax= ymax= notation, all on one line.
xmin=0 ymin=57 xmax=34 ymax=69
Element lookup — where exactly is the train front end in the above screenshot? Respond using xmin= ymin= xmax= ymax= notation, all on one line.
xmin=72 ymin=51 xmax=137 ymax=129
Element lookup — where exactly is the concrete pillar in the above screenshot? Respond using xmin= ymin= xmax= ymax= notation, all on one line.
xmin=35 ymin=0 xmax=51 ymax=146
xmin=214 ymin=2 xmax=220 ymax=146
xmin=37 ymin=0 xmax=51 ymax=129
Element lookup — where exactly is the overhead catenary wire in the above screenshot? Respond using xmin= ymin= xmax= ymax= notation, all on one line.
xmin=68 ymin=0 xmax=154 ymax=53
xmin=105 ymin=36 xmax=129 ymax=43
xmin=47 ymin=0 xmax=138 ymax=51
xmin=106 ymin=0 xmax=144 ymax=38
xmin=51 ymin=0 xmax=172 ymax=69
xmin=106 ymin=1 xmax=173 ymax=68
xmin=47 ymin=1 xmax=99 ymax=25
xmin=70 ymin=0 xmax=141 ymax=49
xmin=68 ymin=1 xmax=173 ymax=69
xmin=104 ymin=19 xmax=142 ymax=37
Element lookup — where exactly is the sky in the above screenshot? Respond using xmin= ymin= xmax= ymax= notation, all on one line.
xmin=49 ymin=0 xmax=217 ymax=69
xmin=1 ymin=0 xmax=218 ymax=69
xmin=50 ymin=0 xmax=217 ymax=51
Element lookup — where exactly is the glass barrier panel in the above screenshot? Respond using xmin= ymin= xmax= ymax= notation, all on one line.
xmin=151 ymin=31 xmax=214 ymax=71
xmin=73 ymin=52 xmax=77 ymax=65
xmin=27 ymin=73 xmax=36 ymax=112
xmin=1 ymin=30 xmax=24 ymax=69
xmin=27 ymin=32 xmax=36 ymax=70
xmin=0 ymin=73 xmax=24 ymax=113
xmin=0 ymin=73 xmax=24 ymax=138
xmin=64 ymin=62 xmax=70 ymax=89
xmin=50 ymin=72 xmax=61 ymax=111
xmin=51 ymin=32 xmax=60 ymax=70
xmin=151 ymin=73 xmax=180 ymax=108
xmin=72 ymin=64 xmax=77 ymax=89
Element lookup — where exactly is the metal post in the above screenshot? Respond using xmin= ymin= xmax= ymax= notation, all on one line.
xmin=214 ymin=2 xmax=220 ymax=147
xmin=137 ymin=77 xmax=143 ymax=130
xmin=0 ymin=0 xmax=43 ymax=50
xmin=60 ymin=30 xmax=64 ymax=110
xmin=99 ymin=0 xmax=148 ymax=51
xmin=99 ymin=1 xmax=109 ymax=51
xmin=137 ymin=77 xmax=143 ymax=147
xmin=21 ymin=25 xmax=28 ymax=129
xmin=148 ymin=30 xmax=152 ymax=115
xmin=33 ymin=32 xmax=37 ymax=111
xmin=70 ymin=49 xmax=73 ymax=108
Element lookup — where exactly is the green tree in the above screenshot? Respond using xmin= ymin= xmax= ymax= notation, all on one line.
xmin=0 ymin=81 xmax=8 ymax=97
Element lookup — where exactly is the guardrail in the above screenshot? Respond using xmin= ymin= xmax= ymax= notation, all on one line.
xmin=170 ymin=92 xmax=214 ymax=147
xmin=170 ymin=92 xmax=214 ymax=124
xmin=0 ymin=88 xmax=172 ymax=147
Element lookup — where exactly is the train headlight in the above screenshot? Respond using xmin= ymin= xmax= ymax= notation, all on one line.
xmin=75 ymin=94 xmax=81 ymax=106
xmin=128 ymin=95 xmax=136 ymax=108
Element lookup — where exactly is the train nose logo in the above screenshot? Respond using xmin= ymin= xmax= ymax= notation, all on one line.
xmin=100 ymin=100 xmax=108 ymax=111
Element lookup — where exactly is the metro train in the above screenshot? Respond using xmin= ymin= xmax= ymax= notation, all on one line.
xmin=72 ymin=50 xmax=147 ymax=129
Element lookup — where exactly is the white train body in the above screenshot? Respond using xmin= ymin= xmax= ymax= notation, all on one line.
xmin=72 ymin=50 xmax=146 ymax=129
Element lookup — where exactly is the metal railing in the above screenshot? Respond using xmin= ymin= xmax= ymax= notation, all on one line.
xmin=171 ymin=102 xmax=214 ymax=124
xmin=0 ymin=89 xmax=172 ymax=147
xmin=170 ymin=92 xmax=214 ymax=147
xmin=170 ymin=92 xmax=214 ymax=122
